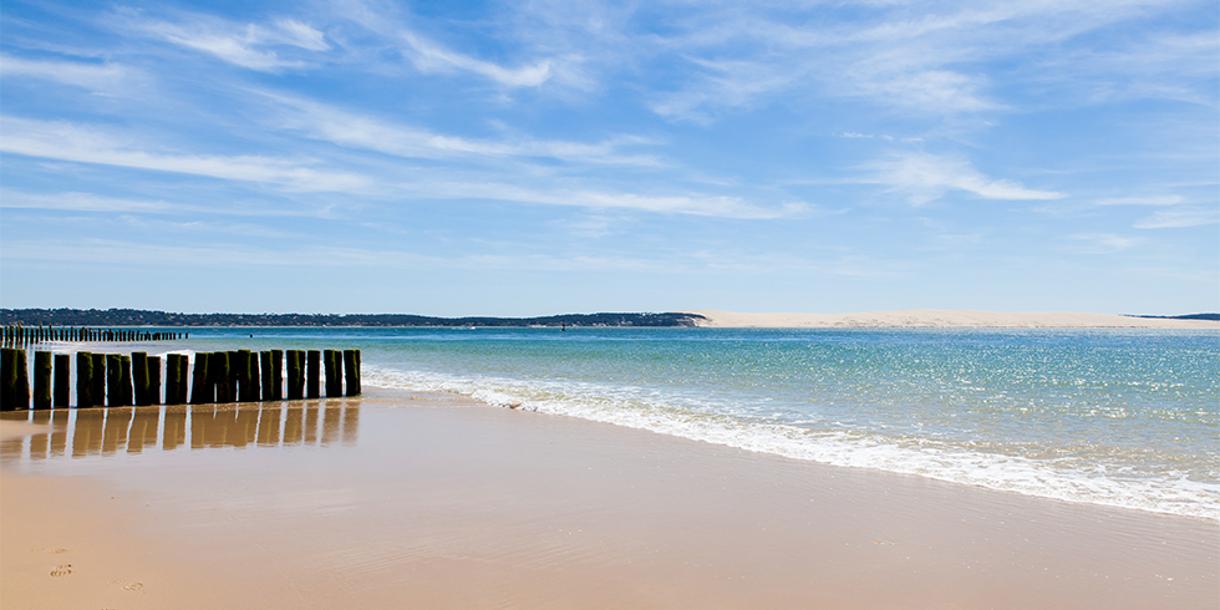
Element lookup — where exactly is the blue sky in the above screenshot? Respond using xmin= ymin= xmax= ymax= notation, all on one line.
xmin=0 ymin=0 xmax=1216 ymax=315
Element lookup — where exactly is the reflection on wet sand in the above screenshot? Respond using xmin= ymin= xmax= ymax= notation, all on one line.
xmin=102 ymin=408 xmax=133 ymax=454
xmin=128 ymin=407 xmax=159 ymax=454
xmin=322 ymin=403 xmax=341 ymax=445
xmin=164 ymin=408 xmax=186 ymax=451
xmin=29 ymin=411 xmax=50 ymax=460
xmin=50 ymin=410 xmax=70 ymax=456
xmin=72 ymin=409 xmax=104 ymax=458
xmin=256 ymin=404 xmax=282 ymax=447
xmin=1 ymin=400 xmax=360 ymax=463
xmin=284 ymin=406 xmax=303 ymax=446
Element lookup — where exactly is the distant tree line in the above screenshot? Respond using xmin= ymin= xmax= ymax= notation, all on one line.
xmin=0 ymin=308 xmax=709 ymax=328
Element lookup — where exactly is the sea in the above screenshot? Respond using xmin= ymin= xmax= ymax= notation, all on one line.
xmin=27 ymin=326 xmax=1220 ymax=520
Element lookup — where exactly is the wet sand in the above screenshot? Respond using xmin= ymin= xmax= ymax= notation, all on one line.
xmin=2 ymin=390 xmax=1216 ymax=609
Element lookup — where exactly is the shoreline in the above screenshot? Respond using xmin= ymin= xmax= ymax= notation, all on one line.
xmin=2 ymin=389 xmax=1216 ymax=609
xmin=694 ymin=309 xmax=1220 ymax=329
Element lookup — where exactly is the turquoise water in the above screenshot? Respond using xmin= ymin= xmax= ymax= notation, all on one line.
xmin=136 ymin=327 xmax=1220 ymax=518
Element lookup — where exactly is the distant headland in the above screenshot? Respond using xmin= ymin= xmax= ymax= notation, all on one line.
xmin=0 ymin=308 xmax=707 ymax=327
xmin=2 ymin=308 xmax=1217 ymax=329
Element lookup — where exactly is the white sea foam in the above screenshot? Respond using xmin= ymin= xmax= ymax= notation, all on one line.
xmin=364 ymin=365 xmax=1220 ymax=521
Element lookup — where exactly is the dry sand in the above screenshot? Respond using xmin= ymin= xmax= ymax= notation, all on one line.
xmin=1 ymin=392 xmax=1217 ymax=609
xmin=695 ymin=309 xmax=1220 ymax=329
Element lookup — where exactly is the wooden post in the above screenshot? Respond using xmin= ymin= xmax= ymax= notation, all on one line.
xmin=149 ymin=356 xmax=162 ymax=405
xmin=248 ymin=351 xmax=261 ymax=402
xmin=132 ymin=352 xmax=149 ymax=406
xmin=14 ymin=349 xmax=30 ymax=409
xmin=90 ymin=353 xmax=105 ymax=406
xmin=119 ymin=355 xmax=133 ymax=406
xmin=167 ymin=354 xmax=187 ymax=405
xmin=286 ymin=350 xmax=304 ymax=399
xmin=270 ymin=350 xmax=284 ymax=400
xmin=76 ymin=352 xmax=94 ymax=407
xmin=259 ymin=351 xmax=273 ymax=400
xmin=53 ymin=353 xmax=70 ymax=407
xmin=211 ymin=352 xmax=232 ymax=403
xmin=344 ymin=349 xmax=361 ymax=396
xmin=190 ymin=352 xmax=210 ymax=404
xmin=323 ymin=350 xmax=340 ymax=397
xmin=106 ymin=354 xmax=122 ymax=407
xmin=227 ymin=350 xmax=241 ymax=401
xmin=306 ymin=350 xmax=321 ymax=399
xmin=33 ymin=351 xmax=52 ymax=410
xmin=177 ymin=355 xmax=190 ymax=404
xmin=164 ymin=354 xmax=180 ymax=405
xmin=0 ymin=348 xmax=17 ymax=410
xmin=235 ymin=350 xmax=254 ymax=402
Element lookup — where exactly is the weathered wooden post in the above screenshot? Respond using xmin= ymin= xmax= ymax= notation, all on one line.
xmin=106 ymin=353 xmax=122 ymax=407
xmin=177 ymin=355 xmax=190 ymax=404
xmin=164 ymin=354 xmax=180 ymax=405
xmin=271 ymin=350 xmax=284 ymax=400
xmin=259 ymin=351 xmax=273 ymax=400
xmin=33 ymin=351 xmax=52 ymax=409
xmin=0 ymin=348 xmax=18 ymax=410
xmin=248 ymin=351 xmax=261 ymax=402
xmin=235 ymin=350 xmax=254 ymax=402
xmin=222 ymin=350 xmax=238 ymax=401
xmin=166 ymin=354 xmax=186 ymax=405
xmin=90 ymin=353 xmax=105 ymax=406
xmin=211 ymin=352 xmax=232 ymax=403
xmin=76 ymin=352 xmax=94 ymax=407
xmin=119 ymin=355 xmax=134 ymax=406
xmin=14 ymin=349 xmax=30 ymax=409
xmin=149 ymin=356 xmax=162 ymax=405
xmin=53 ymin=353 xmax=70 ymax=407
xmin=132 ymin=352 xmax=149 ymax=406
xmin=286 ymin=350 xmax=304 ymax=399
xmin=323 ymin=349 xmax=340 ymax=397
xmin=0 ymin=348 xmax=13 ymax=410
xmin=344 ymin=349 xmax=361 ymax=396
xmin=306 ymin=350 xmax=321 ymax=399
xmin=190 ymin=352 xmax=210 ymax=404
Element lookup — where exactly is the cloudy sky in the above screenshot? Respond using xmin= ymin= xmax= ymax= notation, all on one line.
xmin=1 ymin=0 xmax=1216 ymax=315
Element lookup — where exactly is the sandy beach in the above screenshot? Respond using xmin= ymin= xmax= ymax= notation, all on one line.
xmin=2 ymin=390 xmax=1215 ymax=609
xmin=694 ymin=309 xmax=1220 ymax=329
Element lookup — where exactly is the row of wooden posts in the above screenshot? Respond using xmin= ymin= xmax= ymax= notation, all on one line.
xmin=1 ymin=325 xmax=185 ymax=346
xmin=0 ymin=348 xmax=360 ymax=411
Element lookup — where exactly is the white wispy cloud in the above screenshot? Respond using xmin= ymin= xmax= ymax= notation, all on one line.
xmin=126 ymin=11 xmax=328 ymax=71
xmin=1068 ymin=232 xmax=1143 ymax=253
xmin=1096 ymin=195 xmax=1185 ymax=206
xmin=865 ymin=152 xmax=1064 ymax=204
xmin=838 ymin=131 xmax=924 ymax=143
xmin=0 ymin=189 xmax=332 ymax=219
xmin=398 ymin=30 xmax=552 ymax=87
xmin=0 ymin=116 xmax=368 ymax=191
xmin=258 ymin=91 xmax=662 ymax=166
xmin=390 ymin=180 xmax=811 ymax=219
xmin=622 ymin=0 xmax=1209 ymax=121
xmin=337 ymin=0 xmax=552 ymax=87
xmin=0 ymin=53 xmax=134 ymax=93
xmin=1133 ymin=207 xmax=1220 ymax=229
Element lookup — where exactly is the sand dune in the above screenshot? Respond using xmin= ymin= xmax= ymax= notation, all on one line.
xmin=694 ymin=309 xmax=1219 ymax=329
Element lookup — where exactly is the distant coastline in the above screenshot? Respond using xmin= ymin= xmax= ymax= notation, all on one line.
xmin=0 ymin=308 xmax=706 ymax=328
xmin=693 ymin=309 xmax=1220 ymax=329
xmin=2 ymin=308 xmax=1217 ymax=329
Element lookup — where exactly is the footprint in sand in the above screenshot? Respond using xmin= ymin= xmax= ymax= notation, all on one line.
xmin=123 ymin=582 xmax=144 ymax=592
xmin=50 ymin=564 xmax=73 ymax=577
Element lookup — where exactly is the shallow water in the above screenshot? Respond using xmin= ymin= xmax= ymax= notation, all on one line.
xmin=10 ymin=326 xmax=1220 ymax=519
